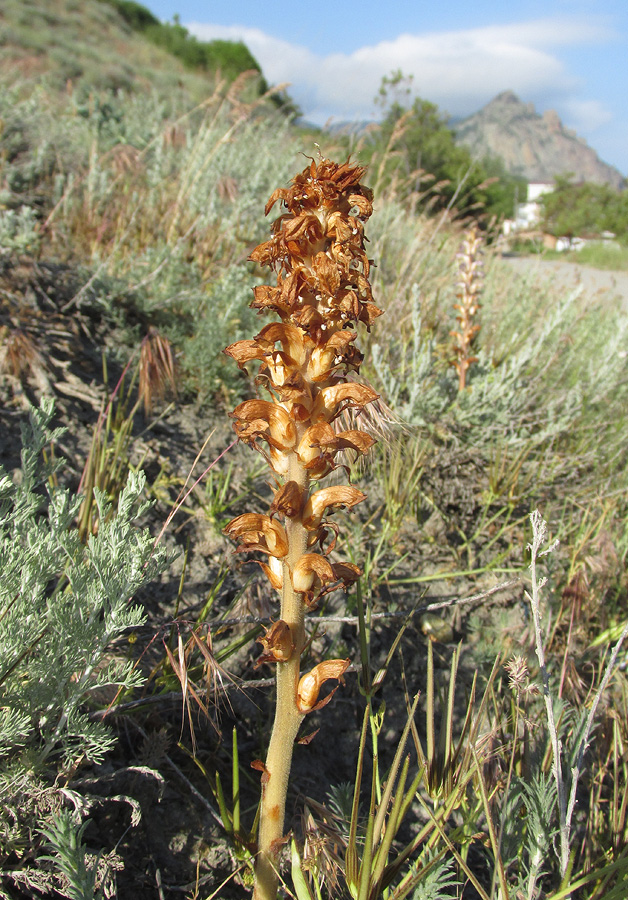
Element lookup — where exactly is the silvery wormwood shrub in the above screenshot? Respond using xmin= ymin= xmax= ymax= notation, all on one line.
xmin=0 ymin=399 xmax=171 ymax=778
xmin=0 ymin=206 xmax=41 ymax=257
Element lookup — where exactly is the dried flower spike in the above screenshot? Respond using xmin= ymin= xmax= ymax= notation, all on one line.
xmin=450 ymin=224 xmax=483 ymax=391
xmin=224 ymin=158 xmax=381 ymax=900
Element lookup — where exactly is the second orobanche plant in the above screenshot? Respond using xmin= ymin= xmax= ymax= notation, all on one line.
xmin=224 ymin=158 xmax=382 ymax=900
xmin=450 ymin=224 xmax=483 ymax=391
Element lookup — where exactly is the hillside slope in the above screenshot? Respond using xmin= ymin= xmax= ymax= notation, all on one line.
xmin=0 ymin=0 xmax=221 ymax=99
xmin=455 ymin=90 xmax=624 ymax=188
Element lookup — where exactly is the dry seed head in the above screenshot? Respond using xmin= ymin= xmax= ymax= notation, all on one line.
xmin=504 ymin=654 xmax=537 ymax=695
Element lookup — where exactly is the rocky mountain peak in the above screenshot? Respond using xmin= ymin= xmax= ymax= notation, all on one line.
xmin=455 ymin=92 xmax=624 ymax=188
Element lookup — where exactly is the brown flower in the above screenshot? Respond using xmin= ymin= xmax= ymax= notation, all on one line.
xmin=302 ymin=486 xmax=366 ymax=531
xmin=297 ymin=659 xmax=351 ymax=713
xmin=256 ymin=620 xmax=295 ymax=666
xmin=224 ymin=513 xmax=289 ymax=558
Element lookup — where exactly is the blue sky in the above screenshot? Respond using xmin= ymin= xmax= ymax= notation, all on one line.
xmin=143 ymin=0 xmax=628 ymax=176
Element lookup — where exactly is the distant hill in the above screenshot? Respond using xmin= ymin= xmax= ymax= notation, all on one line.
xmin=455 ymin=91 xmax=624 ymax=189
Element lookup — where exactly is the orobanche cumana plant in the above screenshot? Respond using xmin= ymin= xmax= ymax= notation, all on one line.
xmin=224 ymin=158 xmax=381 ymax=900
xmin=450 ymin=225 xmax=483 ymax=392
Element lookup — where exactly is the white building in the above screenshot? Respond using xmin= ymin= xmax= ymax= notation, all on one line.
xmin=503 ymin=181 xmax=554 ymax=235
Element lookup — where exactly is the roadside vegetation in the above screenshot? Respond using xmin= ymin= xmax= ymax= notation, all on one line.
xmin=512 ymin=175 xmax=628 ymax=270
xmin=540 ymin=175 xmax=628 ymax=244
xmin=1 ymin=3 xmax=627 ymax=898
xmin=531 ymin=241 xmax=628 ymax=272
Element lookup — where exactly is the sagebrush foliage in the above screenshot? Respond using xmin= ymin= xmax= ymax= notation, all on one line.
xmin=0 ymin=400 xmax=170 ymax=770
xmin=0 ymin=401 xmax=172 ymax=896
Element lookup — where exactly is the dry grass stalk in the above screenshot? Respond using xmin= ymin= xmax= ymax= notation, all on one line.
xmin=0 ymin=325 xmax=53 ymax=404
xmin=451 ymin=224 xmax=483 ymax=390
xmin=0 ymin=326 xmax=41 ymax=379
xmin=138 ymin=327 xmax=177 ymax=415
xmin=224 ymin=158 xmax=381 ymax=900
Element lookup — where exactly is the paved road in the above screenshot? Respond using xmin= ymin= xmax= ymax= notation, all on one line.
xmin=500 ymin=255 xmax=628 ymax=310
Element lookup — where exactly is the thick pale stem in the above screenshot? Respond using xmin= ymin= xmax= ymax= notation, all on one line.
xmin=254 ymin=447 xmax=309 ymax=900
xmin=240 ymin=159 xmax=378 ymax=899
xmin=458 ymin=358 xmax=468 ymax=392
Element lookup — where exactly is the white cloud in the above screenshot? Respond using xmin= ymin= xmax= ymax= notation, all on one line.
xmin=187 ymin=18 xmax=612 ymax=129
xmin=186 ymin=24 xmax=316 ymax=84
xmin=559 ymin=98 xmax=613 ymax=133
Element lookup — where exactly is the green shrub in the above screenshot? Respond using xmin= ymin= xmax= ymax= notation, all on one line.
xmin=361 ymin=70 xmax=526 ymax=221
xmin=0 ymin=401 xmax=171 ymax=770
xmin=541 ymin=175 xmax=628 ymax=241
xmin=100 ymin=0 xmax=159 ymax=31
xmin=99 ymin=0 xmax=264 ymax=83
xmin=568 ymin=241 xmax=628 ymax=271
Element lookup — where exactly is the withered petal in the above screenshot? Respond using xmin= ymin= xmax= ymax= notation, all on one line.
xmin=292 ymin=553 xmax=336 ymax=593
xmin=257 ymin=322 xmax=308 ymax=365
xmin=269 ymin=480 xmax=303 ymax=518
xmin=264 ymin=186 xmax=289 ymax=216
xmin=251 ymin=283 xmax=288 ymax=314
xmin=255 ymin=557 xmax=283 ymax=591
xmin=251 ymin=759 xmax=270 ymax=783
xmin=333 ymin=429 xmax=377 ymax=454
xmin=332 ymin=561 xmax=362 ymax=587
xmin=257 ymin=620 xmax=294 ymax=662
xmin=224 ymin=339 xmax=265 ymax=369
xmin=302 ymin=485 xmax=366 ymax=530
xmin=224 ymin=513 xmax=289 ymax=557
xmin=297 ymin=658 xmax=351 ymax=713
xmin=296 ymin=421 xmax=335 ymax=464
xmin=314 ymin=382 xmax=379 ymax=420
xmin=312 ymin=252 xmax=341 ymax=296
xmin=231 ymin=399 xmax=297 ymax=450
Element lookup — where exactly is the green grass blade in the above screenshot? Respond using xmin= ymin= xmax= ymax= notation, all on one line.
xmin=371 ymin=692 xmax=420 ymax=849
xmin=215 ymin=771 xmax=233 ymax=836
xmin=232 ymin=726 xmax=240 ymax=837
xmin=346 ymin=704 xmax=371 ymax=890
xmin=371 ymin=755 xmax=410 ymax=889
xmin=357 ymin=762 xmax=378 ymax=900
xmin=291 ymin=838 xmax=315 ymax=900
xmin=356 ymin=577 xmax=372 ymax=695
